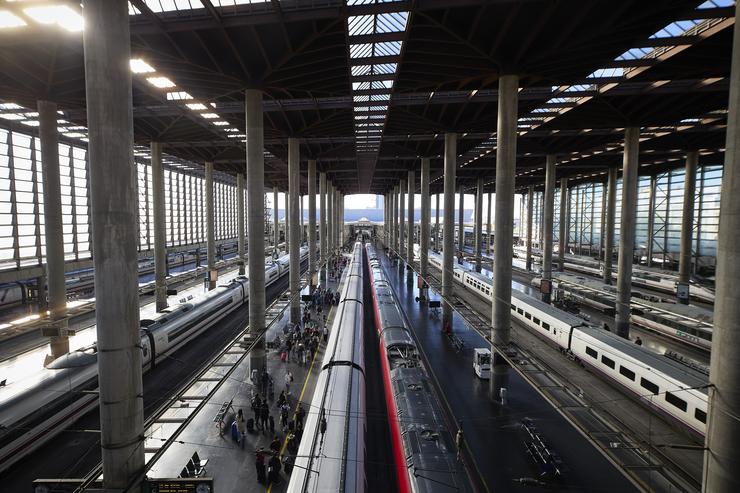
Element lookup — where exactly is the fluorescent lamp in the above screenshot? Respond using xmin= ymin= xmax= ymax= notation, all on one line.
xmin=186 ymin=103 xmax=207 ymax=110
xmin=147 ymin=77 xmax=176 ymax=88
xmin=130 ymin=59 xmax=155 ymax=74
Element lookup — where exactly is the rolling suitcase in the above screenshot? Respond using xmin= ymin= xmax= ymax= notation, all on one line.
xmin=246 ymin=418 xmax=255 ymax=433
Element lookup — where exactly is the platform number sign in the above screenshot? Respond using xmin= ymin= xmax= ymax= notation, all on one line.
xmin=146 ymin=478 xmax=213 ymax=493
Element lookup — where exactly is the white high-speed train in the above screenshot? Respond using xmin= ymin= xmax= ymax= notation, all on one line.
xmin=420 ymin=245 xmax=708 ymax=436
xmin=0 ymin=246 xmax=308 ymax=473
xmin=288 ymin=241 xmax=366 ymax=493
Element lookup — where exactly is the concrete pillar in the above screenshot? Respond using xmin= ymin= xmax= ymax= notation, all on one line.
xmin=300 ymin=194 xmax=304 ymax=244
xmin=319 ymin=172 xmax=327 ymax=270
xmin=82 ymin=2 xmax=144 ymax=487
xmin=645 ymin=175 xmax=657 ymax=267
xmin=407 ymin=170 xmax=415 ymax=261
xmin=474 ymin=177 xmax=483 ymax=272
xmin=487 ymin=191 xmax=492 ymax=255
xmin=678 ymin=151 xmax=698 ymax=303
xmin=391 ymin=186 xmax=397 ymax=251
xmin=37 ymin=275 xmax=47 ymax=312
xmin=435 ymin=193 xmax=440 ymax=251
xmin=604 ymin=166 xmax=617 ymax=284
xmin=420 ymin=158 xmax=430 ymax=296
xmin=558 ymin=179 xmax=568 ymax=271
xmin=615 ymin=127 xmax=640 ymax=339
xmin=288 ymin=138 xmax=300 ymax=324
xmin=526 ymin=187 xmax=534 ymax=271
xmin=599 ymin=181 xmax=607 ymax=261
xmin=38 ymin=100 xmax=69 ymax=358
xmin=327 ymin=183 xmax=334 ymax=253
xmin=491 ymin=74 xmax=518 ymax=401
xmin=457 ymin=186 xmax=465 ymax=253
xmin=542 ymin=155 xmax=556 ymax=302
xmin=237 ymin=173 xmax=245 ymax=275
xmin=150 ymin=141 xmax=168 ymax=310
xmin=245 ymin=89 xmax=266 ymax=365
xmin=442 ymin=133 xmax=456 ymax=328
xmin=308 ymin=160 xmax=317 ymax=285
xmin=273 ymin=187 xmax=279 ymax=254
xmin=399 ymin=179 xmax=406 ymax=257
xmin=703 ymin=14 xmax=740 ymax=492
xmin=205 ymin=161 xmax=216 ymax=290
xmin=285 ymin=187 xmax=291 ymax=255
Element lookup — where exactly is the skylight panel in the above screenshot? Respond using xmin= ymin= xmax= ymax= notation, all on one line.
xmin=698 ymin=0 xmax=734 ymax=8
xmin=350 ymin=44 xmax=373 ymax=58
xmin=374 ymin=63 xmax=397 ymax=74
xmin=0 ymin=102 xmax=23 ymax=110
xmin=186 ymin=103 xmax=208 ymax=110
xmin=147 ymin=77 xmax=176 ymax=88
xmin=166 ymin=91 xmax=192 ymax=101
xmin=351 ymin=65 xmax=372 ymax=76
xmin=24 ymin=6 xmax=84 ymax=32
xmin=375 ymin=12 xmax=408 ymax=33
xmin=0 ymin=113 xmax=24 ymax=121
xmin=130 ymin=59 xmax=156 ymax=74
xmin=140 ymin=0 xmax=204 ymax=13
xmin=348 ymin=15 xmax=374 ymax=36
xmin=201 ymin=113 xmax=219 ymax=119
xmin=0 ymin=10 xmax=26 ymax=28
xmin=586 ymin=67 xmax=624 ymax=79
xmin=374 ymin=41 xmax=402 ymax=56
xmin=212 ymin=121 xmax=229 ymax=126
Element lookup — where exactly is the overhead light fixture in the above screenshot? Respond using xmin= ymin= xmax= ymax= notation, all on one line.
xmin=130 ymin=59 xmax=155 ymax=74
xmin=186 ymin=103 xmax=207 ymax=110
xmin=0 ymin=10 xmax=26 ymax=28
xmin=147 ymin=77 xmax=176 ymax=88
xmin=24 ymin=5 xmax=84 ymax=32
xmin=166 ymin=91 xmax=192 ymax=101
xmin=200 ymin=113 xmax=219 ymax=119
xmin=213 ymin=121 xmax=229 ymax=126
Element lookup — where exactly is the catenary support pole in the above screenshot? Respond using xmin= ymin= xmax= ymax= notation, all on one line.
xmin=442 ymin=133 xmax=456 ymax=329
xmin=491 ymin=74 xmax=518 ymax=401
xmin=151 ymin=141 xmax=168 ymax=310
xmin=206 ymin=161 xmax=216 ymax=290
xmin=420 ymin=158 xmax=430 ymax=298
xmin=245 ymin=89 xmax=266 ymax=369
xmin=526 ymin=186 xmax=534 ymax=271
xmin=82 ymin=2 xmax=144 ymax=488
xmin=407 ymin=170 xmax=415 ymax=262
xmin=475 ymin=177 xmax=483 ymax=272
xmin=542 ymin=155 xmax=556 ymax=302
xmin=603 ymin=166 xmax=617 ymax=284
xmin=615 ymin=127 xmax=640 ymax=339
xmin=558 ymin=179 xmax=568 ymax=271
xmin=237 ymin=173 xmax=245 ymax=275
xmin=308 ymin=160 xmax=317 ymax=287
xmin=38 ymin=100 xmax=69 ymax=358
xmin=678 ymin=151 xmax=698 ymax=304
xmin=435 ymin=193 xmax=441 ymax=251
xmin=703 ymin=11 xmax=740 ymax=491
xmin=288 ymin=138 xmax=300 ymax=324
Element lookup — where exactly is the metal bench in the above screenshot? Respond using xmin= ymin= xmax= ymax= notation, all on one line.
xmin=213 ymin=398 xmax=234 ymax=435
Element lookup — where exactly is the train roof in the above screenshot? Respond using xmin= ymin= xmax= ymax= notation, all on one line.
xmin=575 ymin=326 xmax=709 ymax=391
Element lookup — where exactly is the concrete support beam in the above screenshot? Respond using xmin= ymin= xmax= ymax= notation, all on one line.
xmin=245 ymin=89 xmax=266 ymax=367
xmin=237 ymin=173 xmax=245 ymax=275
xmin=491 ymin=74 xmax=518 ymax=401
xmin=442 ymin=133 xmax=456 ymax=328
xmin=435 ymin=193 xmax=440 ymax=251
xmin=288 ymin=138 xmax=300 ymax=324
xmin=308 ymin=160 xmax=317 ymax=285
xmin=458 ymin=186 xmax=465 ymax=253
xmin=407 ymin=170 xmax=415 ymax=261
xmin=615 ymin=127 xmax=640 ymax=339
xmin=420 ymin=158 xmax=430 ymax=295
xmin=151 ymin=142 xmax=168 ymax=310
xmin=703 ymin=14 xmax=740 ymax=492
xmin=475 ymin=177 xmax=484 ymax=272
xmin=487 ymin=191 xmax=492 ymax=255
xmin=542 ymin=155 xmax=556 ymax=302
xmin=558 ymin=179 xmax=568 ymax=271
xmin=399 ymin=179 xmax=406 ymax=257
xmin=526 ymin=186 xmax=534 ymax=271
xmin=604 ymin=167 xmax=617 ymax=284
xmin=82 ymin=2 xmax=144 ymax=487
xmin=38 ymin=100 xmax=69 ymax=358
xmin=205 ymin=162 xmax=216 ymax=290
xmin=678 ymin=151 xmax=698 ymax=303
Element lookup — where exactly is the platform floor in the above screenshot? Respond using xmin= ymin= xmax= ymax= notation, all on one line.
xmin=377 ymin=245 xmax=639 ymax=492
xmin=146 ymin=258 xmax=349 ymax=492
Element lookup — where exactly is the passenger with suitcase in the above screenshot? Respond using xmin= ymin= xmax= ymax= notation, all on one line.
xmin=235 ymin=409 xmax=246 ymax=449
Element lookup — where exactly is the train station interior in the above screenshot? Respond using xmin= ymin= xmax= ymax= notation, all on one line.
xmin=0 ymin=1 xmax=738 ymax=492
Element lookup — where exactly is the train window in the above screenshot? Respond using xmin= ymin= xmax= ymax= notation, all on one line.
xmin=525 ymin=313 xmax=532 ymax=320
xmin=695 ymin=408 xmax=707 ymax=424
xmin=665 ymin=392 xmax=688 ymax=412
xmin=533 ymin=317 xmax=540 ymax=325
xmin=601 ymin=355 xmax=615 ymax=369
xmin=511 ymin=304 xmax=516 ymax=310
xmin=517 ymin=308 xmax=524 ymax=315
xmin=619 ymin=366 xmax=635 ymax=381
xmin=640 ymin=378 xmax=659 ymax=395
xmin=585 ymin=347 xmax=597 ymax=359
xmin=542 ymin=322 xmax=550 ymax=331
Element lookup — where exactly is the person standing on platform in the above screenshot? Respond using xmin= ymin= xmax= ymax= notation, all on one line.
xmin=236 ymin=409 xmax=246 ymax=449
xmin=285 ymin=370 xmax=293 ymax=395
xmin=255 ymin=448 xmax=266 ymax=484
xmin=456 ymin=421 xmax=465 ymax=461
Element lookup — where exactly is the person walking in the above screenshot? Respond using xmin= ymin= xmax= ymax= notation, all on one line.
xmin=255 ymin=448 xmax=266 ymax=484
xmin=284 ymin=370 xmax=293 ymax=395
xmin=260 ymin=401 xmax=269 ymax=433
xmin=235 ymin=409 xmax=246 ymax=449
xmin=455 ymin=421 xmax=464 ymax=461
